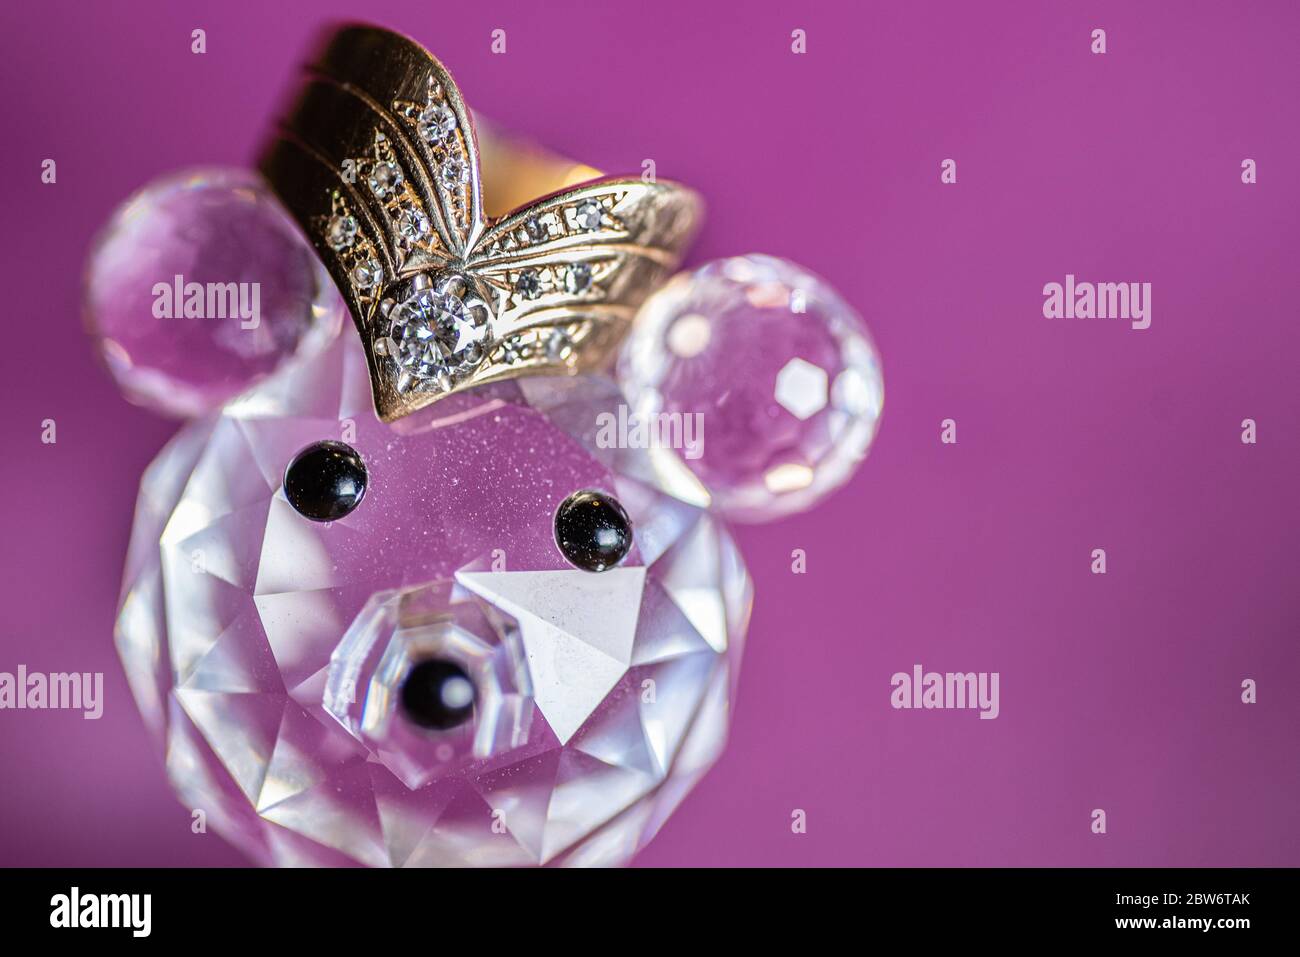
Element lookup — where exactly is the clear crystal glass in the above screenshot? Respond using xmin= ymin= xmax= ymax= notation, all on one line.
xmin=115 ymin=332 xmax=751 ymax=866
xmin=84 ymin=168 xmax=344 ymax=417
xmin=619 ymin=254 xmax=884 ymax=522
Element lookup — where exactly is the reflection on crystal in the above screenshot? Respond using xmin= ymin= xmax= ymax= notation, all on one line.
xmin=763 ymin=462 xmax=815 ymax=494
xmin=774 ymin=357 xmax=829 ymax=421
xmin=618 ymin=254 xmax=884 ymax=522
xmin=114 ymin=332 xmax=751 ymax=866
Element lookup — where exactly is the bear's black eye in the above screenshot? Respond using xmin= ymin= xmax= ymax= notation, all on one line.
xmin=400 ymin=659 xmax=476 ymax=731
xmin=283 ymin=441 xmax=368 ymax=522
xmin=554 ymin=489 xmax=633 ymax=572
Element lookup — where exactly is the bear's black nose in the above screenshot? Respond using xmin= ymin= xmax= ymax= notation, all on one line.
xmin=283 ymin=441 xmax=368 ymax=522
xmin=400 ymin=659 xmax=476 ymax=731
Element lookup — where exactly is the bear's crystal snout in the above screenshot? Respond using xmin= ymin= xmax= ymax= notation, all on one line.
xmin=324 ymin=579 xmax=534 ymax=790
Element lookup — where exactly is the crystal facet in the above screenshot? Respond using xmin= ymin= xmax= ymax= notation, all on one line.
xmin=83 ymin=168 xmax=344 ymax=417
xmin=115 ymin=333 xmax=750 ymax=866
xmin=618 ymin=254 xmax=884 ymax=522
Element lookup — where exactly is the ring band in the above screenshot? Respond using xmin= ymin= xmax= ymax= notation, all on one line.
xmin=260 ymin=24 xmax=703 ymax=422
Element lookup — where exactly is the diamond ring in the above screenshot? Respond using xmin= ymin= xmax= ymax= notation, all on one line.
xmin=260 ymin=24 xmax=703 ymax=421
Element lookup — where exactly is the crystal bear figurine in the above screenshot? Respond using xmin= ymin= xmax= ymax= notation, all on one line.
xmin=113 ymin=331 xmax=752 ymax=867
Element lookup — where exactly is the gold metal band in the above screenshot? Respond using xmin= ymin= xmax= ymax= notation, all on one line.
xmin=259 ymin=24 xmax=702 ymax=421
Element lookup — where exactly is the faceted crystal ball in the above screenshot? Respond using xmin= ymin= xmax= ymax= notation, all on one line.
xmin=618 ymin=255 xmax=884 ymax=522
xmin=85 ymin=168 xmax=344 ymax=417
xmin=114 ymin=332 xmax=751 ymax=867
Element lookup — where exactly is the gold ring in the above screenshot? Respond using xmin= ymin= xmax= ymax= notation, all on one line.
xmin=260 ymin=23 xmax=703 ymax=422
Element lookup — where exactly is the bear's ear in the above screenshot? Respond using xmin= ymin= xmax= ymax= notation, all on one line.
xmin=84 ymin=167 xmax=344 ymax=418
xmin=612 ymin=254 xmax=884 ymax=525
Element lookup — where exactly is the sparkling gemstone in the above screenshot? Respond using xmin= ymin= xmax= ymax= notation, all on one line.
xmin=352 ymin=259 xmax=383 ymax=290
xmin=501 ymin=336 xmax=528 ymax=364
xmin=514 ymin=269 xmax=542 ymax=300
xmin=390 ymin=280 xmax=489 ymax=384
xmin=418 ymin=102 xmax=457 ymax=144
xmin=574 ymin=199 xmax=602 ymax=231
xmin=283 ymin=440 xmax=368 ymax=522
xmin=546 ymin=329 xmax=572 ymax=360
xmin=114 ymin=333 xmax=751 ymax=866
xmin=617 ymin=254 xmax=884 ymax=522
xmin=83 ymin=167 xmax=344 ymax=417
xmin=368 ymin=161 xmax=404 ymax=200
xmin=554 ymin=490 xmax=633 ymax=572
xmin=439 ymin=156 xmax=469 ymax=191
xmin=395 ymin=205 xmax=431 ymax=244
xmin=327 ymin=214 xmax=359 ymax=250
xmin=564 ymin=263 xmax=593 ymax=295
xmin=524 ymin=217 xmax=548 ymax=243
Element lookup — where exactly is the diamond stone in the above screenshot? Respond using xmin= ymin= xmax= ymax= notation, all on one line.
xmin=574 ymin=199 xmax=602 ymax=231
xmin=439 ymin=156 xmax=469 ymax=191
xmin=564 ymin=263 xmax=593 ymax=294
xmin=525 ymin=217 xmax=548 ymax=243
xmin=351 ymin=259 xmax=383 ymax=290
xmin=327 ymin=214 xmax=358 ymax=251
xmin=390 ymin=278 xmax=490 ymax=385
xmin=114 ymin=337 xmax=750 ymax=867
xmin=418 ymin=102 xmax=457 ymax=144
xmin=501 ymin=336 xmax=528 ymax=364
xmin=546 ymin=328 xmax=572 ymax=360
xmin=395 ymin=205 xmax=431 ymax=244
xmin=514 ymin=269 xmax=542 ymax=300
xmin=368 ymin=161 xmax=404 ymax=200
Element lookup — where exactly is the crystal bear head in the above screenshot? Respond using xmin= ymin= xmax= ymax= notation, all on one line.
xmin=114 ymin=333 xmax=751 ymax=867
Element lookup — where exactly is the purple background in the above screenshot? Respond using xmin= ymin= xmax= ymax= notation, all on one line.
xmin=2 ymin=0 xmax=1297 ymax=866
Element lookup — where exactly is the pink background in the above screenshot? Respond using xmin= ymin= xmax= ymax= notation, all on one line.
xmin=2 ymin=0 xmax=1297 ymax=866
